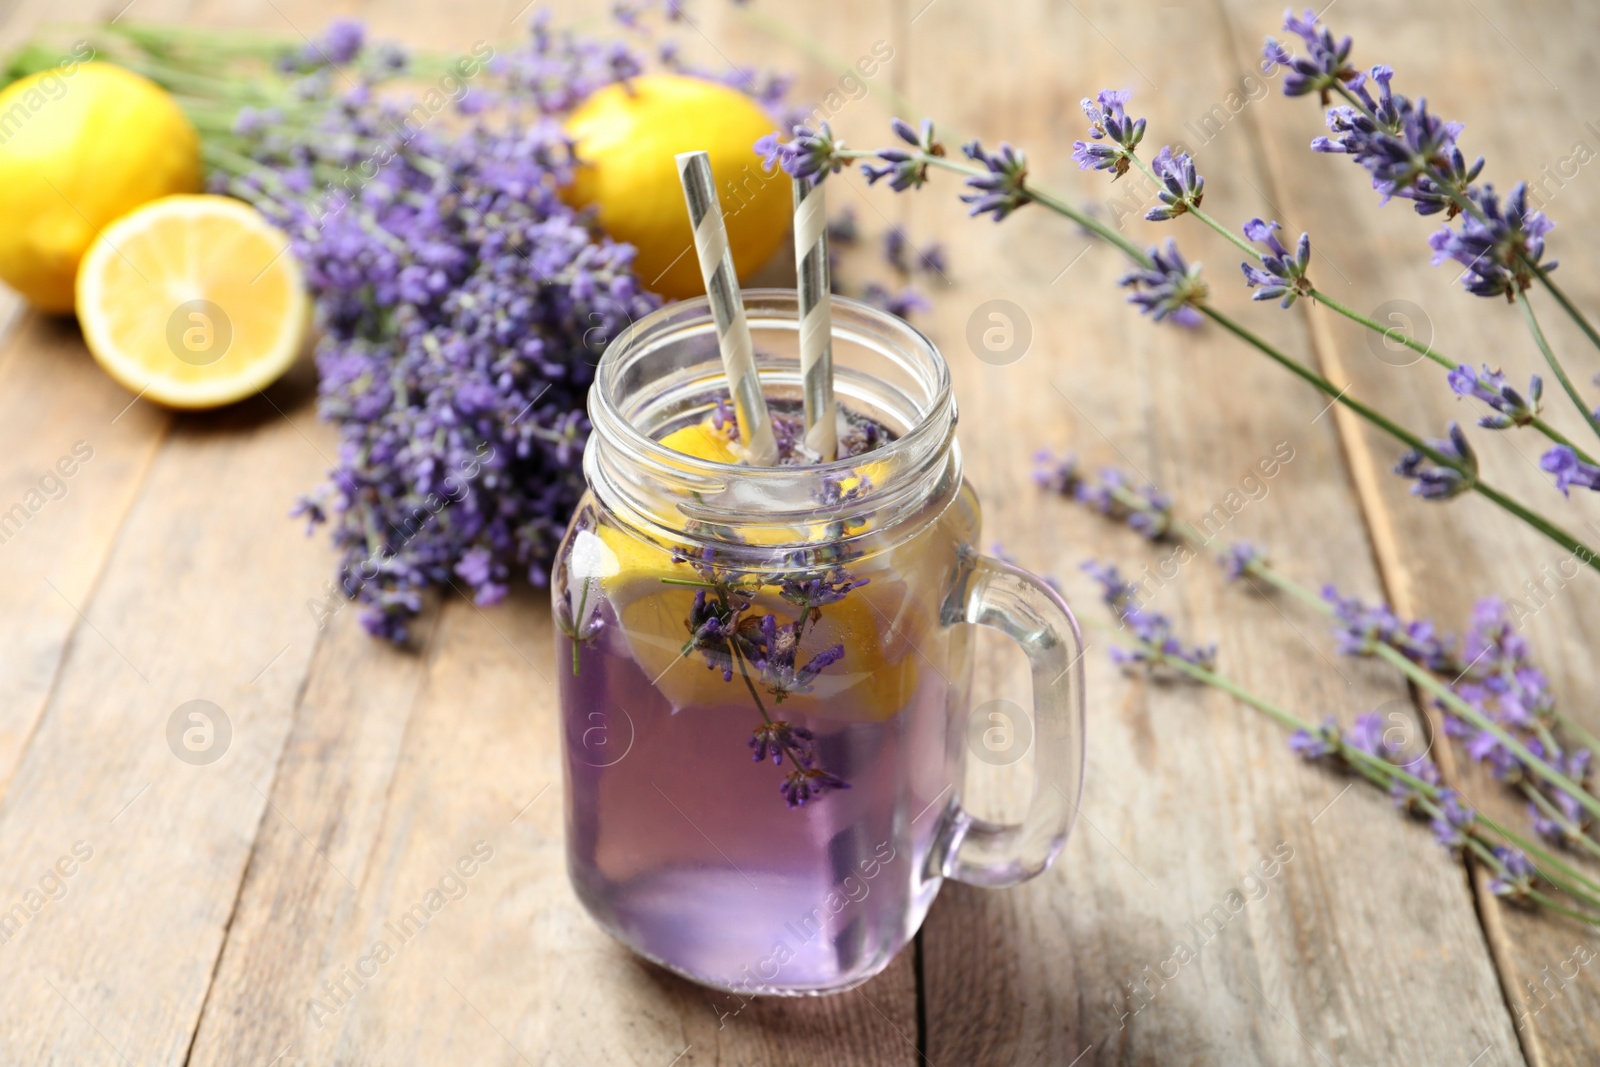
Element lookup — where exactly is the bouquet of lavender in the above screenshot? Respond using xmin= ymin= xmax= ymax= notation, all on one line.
xmin=42 ymin=12 xmax=802 ymax=642
xmin=223 ymin=22 xmax=660 ymax=642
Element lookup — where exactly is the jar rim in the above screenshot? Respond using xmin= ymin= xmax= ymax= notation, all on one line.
xmin=585 ymin=289 xmax=958 ymax=544
xmin=591 ymin=289 xmax=951 ymax=472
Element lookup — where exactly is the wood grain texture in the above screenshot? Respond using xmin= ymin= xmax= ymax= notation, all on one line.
xmin=0 ymin=0 xmax=184 ymax=787
xmin=0 ymin=316 xmax=168 ymax=787
xmin=0 ymin=13 xmax=331 ymax=1057
xmin=903 ymin=0 xmax=1528 ymax=1063
xmin=1210 ymin=1 xmax=1600 ymax=1064
xmin=0 ymin=370 xmax=332 ymax=1063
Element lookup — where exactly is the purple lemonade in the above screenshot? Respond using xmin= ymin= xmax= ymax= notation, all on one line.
xmin=555 ymin=406 xmax=981 ymax=994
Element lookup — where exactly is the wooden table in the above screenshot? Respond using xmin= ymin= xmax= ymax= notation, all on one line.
xmin=3 ymin=0 xmax=1598 ymax=1063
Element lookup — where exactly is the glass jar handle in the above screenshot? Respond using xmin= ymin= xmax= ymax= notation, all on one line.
xmin=941 ymin=551 xmax=1086 ymax=888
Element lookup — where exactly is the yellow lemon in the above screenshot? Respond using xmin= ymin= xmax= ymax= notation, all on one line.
xmin=563 ymin=74 xmax=790 ymax=300
xmin=75 ymin=194 xmax=309 ymax=409
xmin=659 ymin=418 xmax=743 ymax=466
xmin=0 ymin=63 xmax=201 ymax=313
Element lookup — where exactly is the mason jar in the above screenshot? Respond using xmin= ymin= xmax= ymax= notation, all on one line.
xmin=551 ymin=290 xmax=1085 ymax=995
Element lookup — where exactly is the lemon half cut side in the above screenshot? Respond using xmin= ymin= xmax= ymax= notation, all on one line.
xmin=75 ymin=194 xmax=309 ymax=409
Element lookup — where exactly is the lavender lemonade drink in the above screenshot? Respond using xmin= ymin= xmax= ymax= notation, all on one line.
xmin=553 ymin=292 xmax=1085 ymax=995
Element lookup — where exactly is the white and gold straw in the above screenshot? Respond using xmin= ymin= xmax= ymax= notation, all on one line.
xmin=676 ymin=150 xmax=779 ymax=466
xmin=792 ymin=177 xmax=837 ymax=460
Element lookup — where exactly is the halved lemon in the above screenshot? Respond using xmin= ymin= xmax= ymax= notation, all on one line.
xmin=75 ymin=194 xmax=309 ymax=409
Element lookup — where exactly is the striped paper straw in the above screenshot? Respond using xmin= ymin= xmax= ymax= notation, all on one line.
xmin=793 ymin=177 xmax=837 ymax=460
xmin=675 ymin=151 xmax=779 ymax=466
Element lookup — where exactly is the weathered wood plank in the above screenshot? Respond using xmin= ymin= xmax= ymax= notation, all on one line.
xmin=0 ymin=371 xmax=333 ymax=1063
xmin=0 ymin=0 xmax=181 ymax=791
xmin=0 ymin=315 xmax=168 ymax=790
xmin=904 ymin=0 xmax=1527 ymax=1062
xmin=0 ymin=0 xmax=334 ymax=1042
xmin=1211 ymin=1 xmax=1600 ymax=1064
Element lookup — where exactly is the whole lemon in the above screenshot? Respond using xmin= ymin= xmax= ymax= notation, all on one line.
xmin=0 ymin=62 xmax=201 ymax=313
xmin=563 ymin=74 xmax=789 ymax=301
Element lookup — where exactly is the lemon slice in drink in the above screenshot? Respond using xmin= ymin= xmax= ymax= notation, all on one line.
xmin=595 ymin=416 xmax=920 ymax=720
xmin=658 ymin=418 xmax=742 ymax=466
xmin=75 ymin=194 xmax=309 ymax=409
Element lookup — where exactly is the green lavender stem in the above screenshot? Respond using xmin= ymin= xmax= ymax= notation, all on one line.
xmin=1556 ymin=712 xmax=1600 ymax=759
xmin=1455 ymin=814 xmax=1600 ymax=927
xmin=1175 ymin=515 xmax=1600 ymax=826
xmin=1415 ymin=773 xmax=1600 ymax=912
xmin=732 ymin=643 xmax=809 ymax=776
xmin=1104 ymin=486 xmax=1600 ymax=845
xmin=1373 ymin=641 xmax=1600 ymax=825
xmin=1522 ymin=784 xmax=1600 ymax=863
xmin=1517 ymin=291 xmax=1600 ymax=443
xmin=1308 ymin=290 xmax=1596 ymax=463
xmin=1525 ymin=889 xmax=1600 ymax=926
xmin=859 ymin=151 xmax=1152 ymax=264
xmin=568 ymin=580 xmax=591 ymax=675
xmin=1200 ymin=308 xmax=1600 ymax=573
xmin=1529 ymin=268 xmax=1600 ymax=358
xmin=685 ymin=575 xmax=814 ymax=780
xmin=1124 ymin=153 xmax=1260 ymax=262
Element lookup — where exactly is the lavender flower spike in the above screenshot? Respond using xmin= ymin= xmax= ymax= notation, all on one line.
xmin=1393 ymin=422 xmax=1477 ymax=500
xmin=1321 ymin=585 xmax=1450 ymax=666
xmin=320 ymin=19 xmax=366 ymax=64
xmin=1144 ymin=146 xmax=1205 ymax=222
xmin=1273 ymin=11 xmax=1493 ymax=221
xmin=1265 ymin=9 xmax=1357 ymax=102
xmin=780 ymin=765 xmax=850 ymax=808
xmin=1487 ymin=845 xmax=1537 ymax=899
xmin=1239 ymin=218 xmax=1313 ymax=308
xmin=1289 ymin=717 xmax=1341 ymax=759
xmin=862 ymin=117 xmax=941 ymax=192
xmin=862 ymin=284 xmax=930 ymax=320
xmin=1120 ymin=240 xmax=1207 ymax=327
xmin=1032 ymin=448 xmax=1084 ymax=496
xmin=1429 ymin=183 xmax=1557 ymax=300
xmin=1430 ymin=788 xmax=1476 ymax=849
xmin=1072 ymin=89 xmax=1145 ymax=179
xmin=749 ymin=721 xmax=815 ymax=765
xmin=1540 ymin=445 xmax=1600 ymax=497
xmin=1307 ymin=55 xmax=1477 ymax=215
xmin=1219 ymin=542 xmax=1267 ymax=581
xmin=1074 ymin=468 xmax=1172 ymax=540
xmin=1086 ymin=560 xmax=1217 ymax=670
xmin=1447 ymin=364 xmax=1541 ymax=429
xmin=961 ymin=140 xmax=1031 ymax=221
xmin=777 ymin=122 xmax=850 ymax=183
